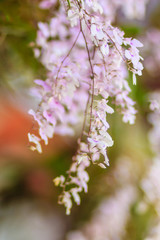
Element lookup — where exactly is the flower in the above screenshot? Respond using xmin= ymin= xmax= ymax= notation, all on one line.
xmin=28 ymin=133 xmax=42 ymax=153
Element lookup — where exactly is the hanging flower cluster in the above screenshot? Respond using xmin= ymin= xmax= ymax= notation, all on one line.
xmin=141 ymin=93 xmax=160 ymax=212
xmin=67 ymin=156 xmax=138 ymax=240
xmin=28 ymin=0 xmax=144 ymax=214
xmin=67 ymin=186 xmax=137 ymax=240
xmin=142 ymin=29 xmax=160 ymax=77
xmin=40 ymin=0 xmax=149 ymax=20
xmin=140 ymin=93 xmax=160 ymax=240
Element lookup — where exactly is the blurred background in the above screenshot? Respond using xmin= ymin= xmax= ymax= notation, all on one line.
xmin=0 ymin=0 xmax=160 ymax=239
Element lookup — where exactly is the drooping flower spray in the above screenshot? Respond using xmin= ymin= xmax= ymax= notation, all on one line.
xmin=28 ymin=0 xmax=145 ymax=214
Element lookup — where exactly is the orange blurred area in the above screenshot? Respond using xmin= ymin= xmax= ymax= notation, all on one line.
xmin=0 ymin=96 xmax=74 ymax=163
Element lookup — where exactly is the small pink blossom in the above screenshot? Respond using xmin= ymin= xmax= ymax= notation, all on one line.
xmin=91 ymin=22 xmax=104 ymax=40
xmin=100 ymin=42 xmax=109 ymax=56
xmin=39 ymin=0 xmax=56 ymax=9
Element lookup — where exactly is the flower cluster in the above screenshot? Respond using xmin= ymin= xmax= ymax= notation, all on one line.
xmin=54 ymin=150 xmax=90 ymax=215
xmin=39 ymin=0 xmax=149 ymax=21
xmin=140 ymin=92 xmax=160 ymax=240
xmin=66 ymin=156 xmax=138 ymax=240
xmin=148 ymin=93 xmax=160 ymax=154
xmin=142 ymin=29 xmax=160 ymax=77
xmin=67 ymin=186 xmax=137 ymax=240
xmin=142 ymin=157 xmax=160 ymax=240
xmin=141 ymin=92 xmax=160 ymax=213
xmin=28 ymin=0 xmax=144 ymax=214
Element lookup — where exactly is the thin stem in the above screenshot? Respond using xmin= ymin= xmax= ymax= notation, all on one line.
xmin=78 ymin=94 xmax=90 ymax=145
xmin=80 ymin=20 xmax=95 ymax=134
xmin=104 ymin=30 xmax=126 ymax=61
xmin=56 ymin=30 xmax=81 ymax=81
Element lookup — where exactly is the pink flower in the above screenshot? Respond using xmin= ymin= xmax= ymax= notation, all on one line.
xmin=91 ymin=21 xmax=104 ymax=40
xmin=39 ymin=0 xmax=56 ymax=9
xmin=100 ymin=42 xmax=109 ymax=56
